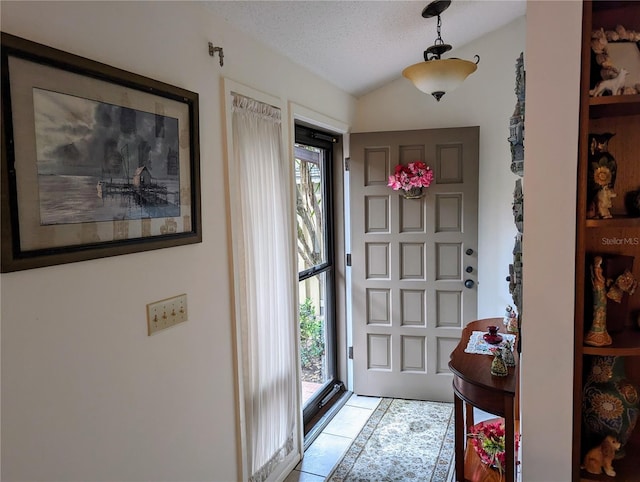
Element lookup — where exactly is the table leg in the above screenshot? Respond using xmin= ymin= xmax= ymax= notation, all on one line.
xmin=504 ymin=397 xmax=515 ymax=482
xmin=454 ymin=392 xmax=464 ymax=482
xmin=465 ymin=401 xmax=475 ymax=430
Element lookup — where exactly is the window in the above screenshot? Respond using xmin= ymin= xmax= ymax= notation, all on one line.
xmin=295 ymin=124 xmax=343 ymax=435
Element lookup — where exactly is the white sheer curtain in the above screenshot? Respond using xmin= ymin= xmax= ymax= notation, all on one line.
xmin=231 ymin=93 xmax=297 ymax=482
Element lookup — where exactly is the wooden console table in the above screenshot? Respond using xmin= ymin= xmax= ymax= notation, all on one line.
xmin=449 ymin=318 xmax=519 ymax=482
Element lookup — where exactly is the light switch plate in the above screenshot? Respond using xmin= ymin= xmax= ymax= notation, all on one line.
xmin=147 ymin=294 xmax=188 ymax=335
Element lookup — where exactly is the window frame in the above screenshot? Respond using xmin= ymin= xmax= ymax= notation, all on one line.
xmin=295 ymin=123 xmax=341 ymax=430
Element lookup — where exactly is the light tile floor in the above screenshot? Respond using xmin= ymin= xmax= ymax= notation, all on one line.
xmin=284 ymin=393 xmax=381 ymax=482
xmin=284 ymin=394 xmax=495 ymax=482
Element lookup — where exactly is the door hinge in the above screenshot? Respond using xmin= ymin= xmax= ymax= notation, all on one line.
xmin=346 ymin=253 xmax=352 ymax=267
xmin=345 ymin=157 xmax=350 ymax=171
xmin=348 ymin=346 xmax=353 ymax=359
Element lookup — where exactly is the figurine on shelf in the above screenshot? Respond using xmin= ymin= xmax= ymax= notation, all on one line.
xmin=503 ymin=305 xmax=515 ymax=326
xmin=607 ymin=269 xmax=638 ymax=303
xmin=502 ymin=340 xmax=516 ymax=367
xmin=584 ymin=256 xmax=612 ymax=346
xmin=581 ymin=435 xmax=620 ymax=477
xmin=595 ymin=185 xmax=616 ymax=219
xmin=502 ymin=305 xmax=519 ymax=334
xmin=490 ymin=347 xmax=508 ymax=377
xmin=589 ymin=68 xmax=628 ymax=97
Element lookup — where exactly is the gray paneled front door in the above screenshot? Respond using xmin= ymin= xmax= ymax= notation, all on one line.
xmin=350 ymin=127 xmax=479 ymax=401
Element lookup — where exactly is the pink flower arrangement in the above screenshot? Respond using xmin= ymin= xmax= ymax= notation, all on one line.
xmin=387 ymin=161 xmax=434 ymax=192
xmin=468 ymin=420 xmax=520 ymax=475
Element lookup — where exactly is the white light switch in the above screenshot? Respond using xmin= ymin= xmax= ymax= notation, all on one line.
xmin=147 ymin=294 xmax=188 ymax=335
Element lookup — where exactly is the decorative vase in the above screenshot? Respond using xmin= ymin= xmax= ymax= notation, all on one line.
xmin=582 ymin=356 xmax=639 ymax=457
xmin=483 ymin=325 xmax=503 ymax=345
xmin=402 ymin=187 xmax=424 ymax=199
xmin=587 ymin=132 xmax=617 ymax=217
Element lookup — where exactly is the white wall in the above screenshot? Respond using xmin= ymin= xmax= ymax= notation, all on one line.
xmin=353 ymin=17 xmax=526 ymax=319
xmin=0 ymin=2 xmax=355 ymax=481
xmin=520 ymin=1 xmax=582 ymax=480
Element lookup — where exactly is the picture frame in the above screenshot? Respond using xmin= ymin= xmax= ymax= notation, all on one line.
xmin=1 ymin=33 xmax=202 ymax=272
xmin=606 ymin=41 xmax=640 ymax=90
xmin=590 ymin=26 xmax=640 ymax=94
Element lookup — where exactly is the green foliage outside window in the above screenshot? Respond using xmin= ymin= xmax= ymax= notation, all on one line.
xmin=299 ymin=298 xmax=324 ymax=369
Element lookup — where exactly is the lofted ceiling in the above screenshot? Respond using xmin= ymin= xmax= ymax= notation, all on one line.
xmin=205 ymin=0 xmax=527 ymax=97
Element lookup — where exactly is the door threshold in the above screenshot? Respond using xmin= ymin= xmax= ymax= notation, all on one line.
xmin=303 ymin=390 xmax=352 ymax=450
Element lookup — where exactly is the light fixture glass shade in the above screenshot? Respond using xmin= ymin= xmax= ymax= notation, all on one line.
xmin=402 ymin=58 xmax=477 ymax=100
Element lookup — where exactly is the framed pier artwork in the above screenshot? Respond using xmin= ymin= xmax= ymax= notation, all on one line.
xmin=1 ymin=32 xmax=201 ymax=272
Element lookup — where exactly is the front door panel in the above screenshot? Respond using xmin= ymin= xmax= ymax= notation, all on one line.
xmin=351 ymin=127 xmax=479 ymax=401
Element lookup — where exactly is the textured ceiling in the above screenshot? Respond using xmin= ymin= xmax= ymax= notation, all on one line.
xmin=205 ymin=0 xmax=526 ymax=97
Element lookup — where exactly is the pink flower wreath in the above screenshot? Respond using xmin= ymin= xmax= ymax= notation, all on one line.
xmin=387 ymin=161 xmax=434 ymax=192
xmin=468 ymin=419 xmax=520 ymax=474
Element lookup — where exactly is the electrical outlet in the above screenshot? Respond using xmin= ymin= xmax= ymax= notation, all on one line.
xmin=147 ymin=294 xmax=188 ymax=335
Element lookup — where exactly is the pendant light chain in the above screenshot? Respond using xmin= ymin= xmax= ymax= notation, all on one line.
xmin=434 ymin=14 xmax=444 ymax=46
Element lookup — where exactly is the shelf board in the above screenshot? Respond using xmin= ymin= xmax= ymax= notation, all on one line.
xmin=583 ymin=330 xmax=640 ymax=356
xmin=589 ymin=94 xmax=640 ymax=118
xmin=585 ymin=216 xmax=640 ymax=228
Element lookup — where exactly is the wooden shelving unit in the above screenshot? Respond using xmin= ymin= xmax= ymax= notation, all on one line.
xmin=585 ymin=217 xmax=640 ymax=228
xmin=572 ymin=2 xmax=640 ymax=481
xmin=582 ymin=330 xmax=640 ymax=357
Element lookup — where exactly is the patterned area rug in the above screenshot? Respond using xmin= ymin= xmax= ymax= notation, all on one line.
xmin=329 ymin=398 xmax=455 ymax=482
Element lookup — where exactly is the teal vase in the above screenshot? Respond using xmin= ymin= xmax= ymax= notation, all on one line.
xmin=582 ymin=356 xmax=639 ymax=457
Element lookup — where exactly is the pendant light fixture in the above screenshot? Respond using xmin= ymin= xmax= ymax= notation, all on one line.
xmin=402 ymin=0 xmax=479 ymax=101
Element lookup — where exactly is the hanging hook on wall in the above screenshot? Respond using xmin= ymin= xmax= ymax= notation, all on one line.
xmin=208 ymin=42 xmax=224 ymax=66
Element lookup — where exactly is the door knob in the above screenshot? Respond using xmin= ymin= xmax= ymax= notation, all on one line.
xmin=466 ymin=248 xmax=474 ymax=256
xmin=464 ymin=279 xmax=475 ymax=289
xmin=466 ymin=266 xmax=474 ymax=273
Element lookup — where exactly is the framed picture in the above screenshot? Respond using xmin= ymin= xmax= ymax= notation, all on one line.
xmin=590 ymin=26 xmax=640 ymax=94
xmin=1 ymin=33 xmax=201 ymax=272
xmin=607 ymin=41 xmax=640 ymax=90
